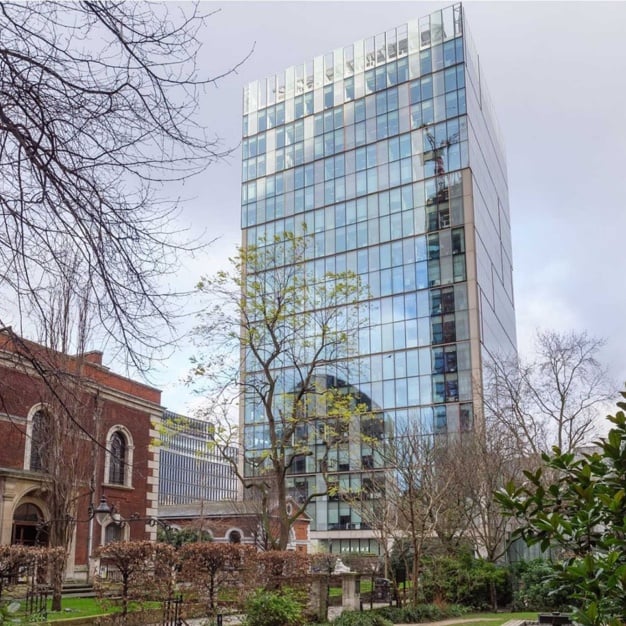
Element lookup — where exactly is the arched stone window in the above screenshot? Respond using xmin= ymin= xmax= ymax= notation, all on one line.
xmin=104 ymin=426 xmax=134 ymax=487
xmin=104 ymin=523 xmax=123 ymax=544
xmin=25 ymin=406 xmax=49 ymax=472
xmin=227 ymin=528 xmax=242 ymax=544
xmin=109 ymin=431 xmax=126 ymax=485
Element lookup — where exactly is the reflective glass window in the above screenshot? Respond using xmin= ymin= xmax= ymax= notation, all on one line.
xmin=420 ymin=49 xmax=432 ymax=75
xmin=420 ymin=100 xmax=432 ymax=124
xmin=398 ymin=58 xmax=409 ymax=83
xmin=376 ymin=67 xmax=386 ymax=90
xmin=324 ymin=85 xmax=334 ymax=108
xmin=421 ymin=76 xmax=433 ymax=100
xmin=410 ymin=81 xmax=421 ymax=105
xmin=456 ymin=65 xmax=465 ymax=89
xmin=345 ymin=77 xmax=354 ymax=101
xmin=295 ymin=95 xmax=304 ymax=118
xmin=446 ymin=91 xmax=459 ymax=117
xmin=276 ymin=103 xmax=285 ymax=125
xmin=455 ymin=37 xmax=464 ymax=62
xmin=444 ymin=67 xmax=457 ymax=92
xmin=443 ymin=41 xmax=456 ymax=67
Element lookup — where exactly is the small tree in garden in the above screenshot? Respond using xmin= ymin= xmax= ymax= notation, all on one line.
xmin=0 ymin=545 xmax=30 ymax=601
xmin=95 ymin=541 xmax=176 ymax=618
xmin=191 ymin=231 xmax=369 ymax=550
xmin=497 ymin=393 xmax=626 ymax=626
xmin=0 ymin=546 xmax=63 ymax=603
xmin=179 ymin=543 xmax=253 ymax=614
xmin=244 ymin=553 xmax=311 ymax=626
xmin=152 ymin=543 xmax=178 ymax=599
xmin=244 ymin=589 xmax=303 ymax=626
xmin=378 ymin=421 xmax=459 ymax=605
xmin=253 ymin=551 xmax=310 ymax=592
xmin=418 ymin=553 xmax=510 ymax=610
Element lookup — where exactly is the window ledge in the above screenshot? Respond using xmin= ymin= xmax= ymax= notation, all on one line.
xmin=102 ymin=483 xmax=134 ymax=491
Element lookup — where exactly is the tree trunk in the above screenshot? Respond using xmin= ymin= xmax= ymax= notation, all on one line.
xmin=49 ymin=523 xmax=68 ymax=612
xmin=51 ymin=565 xmax=63 ymax=612
xmin=277 ymin=477 xmax=290 ymax=550
xmin=489 ymin=579 xmax=498 ymax=611
xmin=122 ymin=573 xmax=129 ymax=617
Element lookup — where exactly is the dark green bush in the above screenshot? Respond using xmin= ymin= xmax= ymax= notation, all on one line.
xmin=243 ymin=589 xmax=303 ymax=626
xmin=332 ymin=610 xmax=393 ymax=626
xmin=370 ymin=607 xmax=405 ymax=623
xmin=511 ymin=559 xmax=572 ymax=612
xmin=419 ymin=554 xmax=511 ymax=609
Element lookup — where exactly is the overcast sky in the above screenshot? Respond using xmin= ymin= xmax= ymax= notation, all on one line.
xmin=155 ymin=1 xmax=626 ymax=412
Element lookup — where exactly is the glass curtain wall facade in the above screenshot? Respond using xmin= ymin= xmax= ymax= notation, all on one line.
xmin=240 ymin=4 xmax=516 ymax=553
xmin=159 ymin=412 xmax=239 ymax=506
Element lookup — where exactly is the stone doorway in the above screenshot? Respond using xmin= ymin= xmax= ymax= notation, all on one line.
xmin=12 ymin=502 xmax=48 ymax=546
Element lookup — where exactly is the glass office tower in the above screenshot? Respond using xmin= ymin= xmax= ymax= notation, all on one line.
xmin=240 ymin=4 xmax=516 ymax=553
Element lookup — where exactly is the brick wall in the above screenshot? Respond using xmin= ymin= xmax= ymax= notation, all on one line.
xmin=0 ymin=335 xmax=161 ymax=575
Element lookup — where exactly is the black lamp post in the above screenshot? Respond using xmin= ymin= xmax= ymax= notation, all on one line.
xmin=95 ymin=495 xmax=174 ymax=541
xmin=36 ymin=495 xmax=173 ymax=544
xmin=91 ymin=496 xmax=115 ymax=526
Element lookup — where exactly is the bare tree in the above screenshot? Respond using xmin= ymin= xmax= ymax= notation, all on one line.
xmin=0 ymin=262 xmax=103 ymax=610
xmin=450 ymin=415 xmax=524 ymax=565
xmin=191 ymin=231 xmax=369 ymax=550
xmin=483 ymin=330 xmax=614 ymax=455
xmin=370 ymin=421 xmax=459 ymax=605
xmin=0 ymin=1 xmax=245 ymax=368
xmin=531 ymin=330 xmax=613 ymax=451
xmin=95 ymin=540 xmax=176 ymax=619
xmin=179 ymin=543 xmax=254 ymax=615
xmin=345 ymin=475 xmax=399 ymax=582
xmin=482 ymin=355 xmax=545 ymax=458
xmin=0 ymin=546 xmax=64 ymax=605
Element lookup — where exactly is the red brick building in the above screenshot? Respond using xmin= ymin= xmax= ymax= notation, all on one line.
xmin=158 ymin=499 xmax=310 ymax=552
xmin=0 ymin=330 xmax=162 ymax=580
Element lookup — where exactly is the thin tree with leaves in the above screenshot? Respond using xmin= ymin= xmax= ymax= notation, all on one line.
xmin=192 ymin=231 xmax=370 ymax=550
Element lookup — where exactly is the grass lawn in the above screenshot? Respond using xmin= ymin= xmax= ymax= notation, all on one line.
xmin=6 ymin=597 xmax=161 ymax=622
xmin=443 ymin=612 xmax=538 ymax=626
xmin=46 ymin=597 xmax=116 ymax=620
xmin=329 ymin=579 xmax=374 ymax=598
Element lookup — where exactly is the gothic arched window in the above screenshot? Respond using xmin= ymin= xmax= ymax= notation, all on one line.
xmin=29 ymin=410 xmax=48 ymax=472
xmin=108 ymin=431 xmax=126 ymax=485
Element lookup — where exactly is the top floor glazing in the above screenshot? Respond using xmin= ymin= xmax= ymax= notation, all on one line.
xmin=242 ymin=5 xmax=506 ymax=176
xmin=243 ymin=5 xmax=464 ymax=116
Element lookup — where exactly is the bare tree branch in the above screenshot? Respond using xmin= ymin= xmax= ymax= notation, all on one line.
xmin=0 ymin=1 xmax=246 ymax=369
xmin=483 ymin=329 xmax=615 ymax=455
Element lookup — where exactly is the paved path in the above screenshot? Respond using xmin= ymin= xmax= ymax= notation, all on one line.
xmin=382 ymin=619 xmax=528 ymax=626
xmin=326 ymin=612 xmax=529 ymax=626
xmin=394 ymin=617 xmax=502 ymax=626
xmin=185 ymin=612 xmax=530 ymax=626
